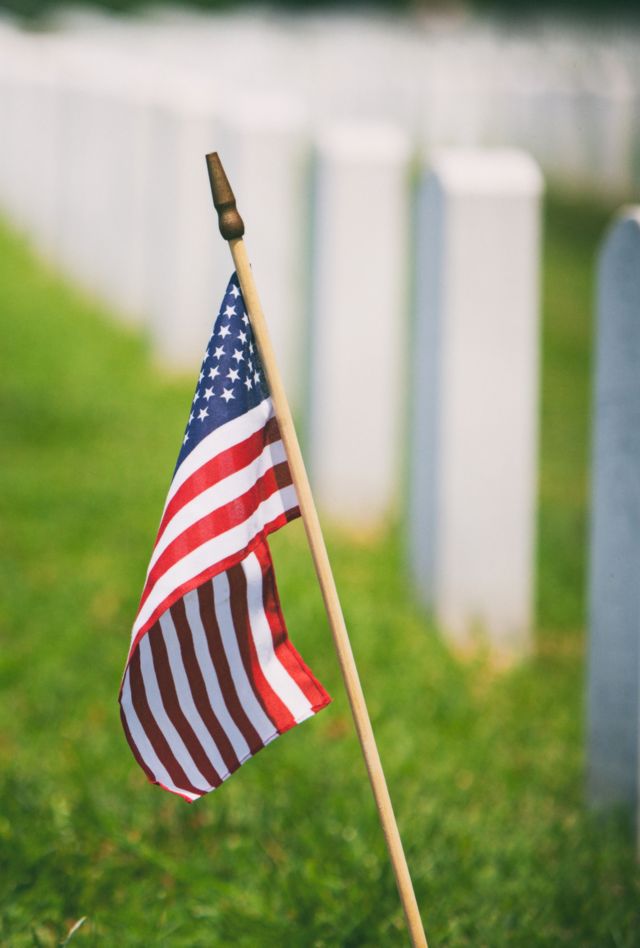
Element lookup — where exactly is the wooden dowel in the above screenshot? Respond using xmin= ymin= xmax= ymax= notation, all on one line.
xmin=206 ymin=152 xmax=428 ymax=948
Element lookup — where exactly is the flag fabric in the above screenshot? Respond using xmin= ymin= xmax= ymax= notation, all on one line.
xmin=120 ymin=273 xmax=331 ymax=801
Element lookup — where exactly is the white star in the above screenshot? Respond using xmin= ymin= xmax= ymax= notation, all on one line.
xmin=230 ymin=284 xmax=240 ymax=298
xmin=214 ymin=346 xmax=225 ymax=359
xmin=249 ymin=342 xmax=254 ymax=354
xmin=192 ymin=389 xmax=200 ymax=404
xmin=232 ymin=349 xmax=244 ymax=363
xmin=241 ymin=313 xmax=249 ymax=326
xmin=224 ymin=304 xmax=236 ymax=318
xmin=237 ymin=330 xmax=248 ymax=344
xmin=188 ymin=412 xmax=194 ymax=424
xmin=248 ymin=360 xmax=253 ymax=372
xmin=221 ymin=388 xmax=235 ymax=403
xmin=183 ymin=432 xmax=189 ymax=445
xmin=203 ymin=387 xmax=214 ymax=401
xmin=219 ymin=325 xmax=231 ymax=339
xmin=198 ymin=370 xmax=204 ymax=383
xmin=244 ymin=377 xmax=253 ymax=390
xmin=198 ymin=407 xmax=209 ymax=422
xmin=227 ymin=368 xmax=240 ymax=382
xmin=208 ymin=365 xmax=220 ymax=380
xmin=254 ymin=371 xmax=260 ymax=384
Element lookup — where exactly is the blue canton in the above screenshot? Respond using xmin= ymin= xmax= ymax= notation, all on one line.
xmin=175 ymin=273 xmax=269 ymax=471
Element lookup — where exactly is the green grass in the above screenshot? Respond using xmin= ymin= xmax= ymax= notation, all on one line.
xmin=537 ymin=194 xmax=607 ymax=634
xmin=1 ymin=196 xmax=639 ymax=947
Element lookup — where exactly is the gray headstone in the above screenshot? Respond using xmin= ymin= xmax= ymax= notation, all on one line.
xmin=587 ymin=208 xmax=640 ymax=816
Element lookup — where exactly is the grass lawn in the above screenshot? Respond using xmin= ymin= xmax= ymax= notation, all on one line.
xmin=1 ymin=196 xmax=639 ymax=947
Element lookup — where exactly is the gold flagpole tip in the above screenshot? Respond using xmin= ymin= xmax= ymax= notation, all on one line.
xmin=206 ymin=152 xmax=245 ymax=241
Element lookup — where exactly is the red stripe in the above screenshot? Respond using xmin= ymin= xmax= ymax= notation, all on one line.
xmin=139 ymin=462 xmax=293 ymax=614
xmin=196 ymin=580 xmax=264 ymax=756
xmin=128 ymin=507 xmax=299 ymax=661
xmin=156 ymin=417 xmax=282 ymax=546
xmin=126 ymin=641 xmax=206 ymax=797
xmin=227 ymin=564 xmax=295 ymax=734
xmin=254 ymin=542 xmax=332 ymax=712
xmin=169 ymin=598 xmax=241 ymax=774
xmin=148 ymin=622 xmax=222 ymax=788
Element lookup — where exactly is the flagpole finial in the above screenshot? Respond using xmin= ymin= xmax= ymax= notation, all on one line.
xmin=206 ymin=152 xmax=245 ymax=240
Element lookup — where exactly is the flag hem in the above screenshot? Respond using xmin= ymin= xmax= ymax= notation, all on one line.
xmin=127 ymin=693 xmax=331 ymax=803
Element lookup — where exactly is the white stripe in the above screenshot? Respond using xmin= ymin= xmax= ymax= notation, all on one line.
xmin=159 ymin=611 xmax=230 ymax=780
xmin=212 ymin=571 xmax=275 ymax=744
xmin=138 ymin=635 xmax=214 ymax=793
xmin=164 ymin=397 xmax=274 ymax=512
xmin=148 ymin=439 xmax=288 ymax=578
xmin=120 ymin=672 xmax=199 ymax=801
xmin=183 ymin=587 xmax=251 ymax=762
xmin=131 ymin=484 xmax=297 ymax=644
xmin=243 ymin=552 xmax=314 ymax=723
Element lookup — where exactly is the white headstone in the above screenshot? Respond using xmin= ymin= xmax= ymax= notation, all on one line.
xmin=308 ymin=121 xmax=410 ymax=528
xmin=0 ymin=35 xmax=62 ymax=257
xmin=0 ymin=31 xmax=52 ymax=236
xmin=145 ymin=80 xmax=226 ymax=370
xmin=45 ymin=39 xmax=158 ymax=319
xmin=409 ymin=148 xmax=543 ymax=656
xmin=218 ymin=95 xmax=308 ymax=410
xmin=57 ymin=80 xmax=146 ymax=313
xmin=54 ymin=55 xmax=115 ymax=294
xmin=587 ymin=208 xmax=640 ymax=814
xmin=86 ymin=74 xmax=154 ymax=324
xmin=587 ymin=56 xmax=636 ymax=198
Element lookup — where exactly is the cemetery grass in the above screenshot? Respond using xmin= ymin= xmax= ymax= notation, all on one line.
xmin=1 ymin=195 xmax=639 ymax=948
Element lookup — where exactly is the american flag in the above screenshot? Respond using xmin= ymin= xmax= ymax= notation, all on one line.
xmin=120 ymin=273 xmax=331 ymax=801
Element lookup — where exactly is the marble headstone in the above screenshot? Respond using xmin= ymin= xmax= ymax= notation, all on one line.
xmin=409 ymin=148 xmax=543 ymax=656
xmin=308 ymin=121 xmax=410 ymax=529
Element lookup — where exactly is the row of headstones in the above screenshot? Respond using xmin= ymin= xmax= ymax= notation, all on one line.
xmin=587 ymin=207 xmax=640 ymax=844
xmin=0 ymin=21 xmax=548 ymax=661
xmin=0 ymin=43 xmax=545 ymax=664
xmin=86 ymin=11 xmax=640 ymax=198
xmin=3 ymin=10 xmax=640 ymax=194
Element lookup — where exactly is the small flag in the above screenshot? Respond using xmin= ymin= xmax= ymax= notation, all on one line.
xmin=120 ymin=273 xmax=331 ymax=801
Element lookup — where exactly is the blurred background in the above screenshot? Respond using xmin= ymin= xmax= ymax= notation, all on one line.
xmin=1 ymin=0 xmax=640 ymax=945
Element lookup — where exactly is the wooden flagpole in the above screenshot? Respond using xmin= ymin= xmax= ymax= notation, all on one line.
xmin=206 ymin=152 xmax=428 ymax=948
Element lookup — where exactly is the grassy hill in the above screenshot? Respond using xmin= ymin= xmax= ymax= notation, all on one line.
xmin=0 ymin=195 xmax=638 ymax=945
